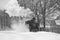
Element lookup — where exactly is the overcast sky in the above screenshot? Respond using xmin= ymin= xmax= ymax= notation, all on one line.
xmin=0 ymin=0 xmax=10 ymax=10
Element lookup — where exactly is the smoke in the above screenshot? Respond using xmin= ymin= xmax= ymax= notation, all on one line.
xmin=3 ymin=0 xmax=33 ymax=32
xmin=4 ymin=0 xmax=33 ymax=17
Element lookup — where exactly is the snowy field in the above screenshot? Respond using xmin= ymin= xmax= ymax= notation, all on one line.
xmin=0 ymin=31 xmax=60 ymax=40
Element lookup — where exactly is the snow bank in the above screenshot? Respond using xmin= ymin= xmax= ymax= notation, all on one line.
xmin=11 ymin=22 xmax=30 ymax=32
xmin=0 ymin=31 xmax=60 ymax=40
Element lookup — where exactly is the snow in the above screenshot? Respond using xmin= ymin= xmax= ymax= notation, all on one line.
xmin=1 ymin=0 xmax=60 ymax=40
xmin=4 ymin=0 xmax=33 ymax=32
xmin=11 ymin=21 xmax=30 ymax=32
xmin=0 ymin=31 xmax=60 ymax=40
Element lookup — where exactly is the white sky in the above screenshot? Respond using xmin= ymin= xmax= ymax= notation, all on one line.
xmin=0 ymin=0 xmax=10 ymax=10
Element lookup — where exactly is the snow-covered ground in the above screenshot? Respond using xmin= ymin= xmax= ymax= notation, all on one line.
xmin=0 ymin=31 xmax=60 ymax=40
